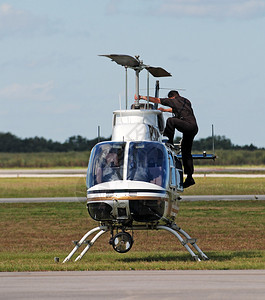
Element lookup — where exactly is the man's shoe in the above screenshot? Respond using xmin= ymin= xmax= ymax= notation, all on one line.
xmin=183 ymin=177 xmax=195 ymax=188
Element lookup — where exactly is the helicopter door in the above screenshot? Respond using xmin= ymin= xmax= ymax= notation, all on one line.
xmin=169 ymin=154 xmax=177 ymax=189
xmin=167 ymin=153 xmax=181 ymax=219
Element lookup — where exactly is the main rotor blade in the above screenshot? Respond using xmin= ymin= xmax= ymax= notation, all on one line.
xmin=99 ymin=54 xmax=140 ymax=68
xmin=145 ymin=67 xmax=172 ymax=77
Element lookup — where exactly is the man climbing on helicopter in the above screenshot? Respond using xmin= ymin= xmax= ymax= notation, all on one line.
xmin=135 ymin=90 xmax=198 ymax=188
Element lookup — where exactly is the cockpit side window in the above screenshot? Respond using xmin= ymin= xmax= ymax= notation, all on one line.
xmin=87 ymin=142 xmax=125 ymax=188
xmin=127 ymin=142 xmax=167 ymax=188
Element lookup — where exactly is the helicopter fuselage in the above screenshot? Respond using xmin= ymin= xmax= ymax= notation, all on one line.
xmin=63 ymin=54 xmax=210 ymax=261
xmin=86 ymin=108 xmax=183 ymax=226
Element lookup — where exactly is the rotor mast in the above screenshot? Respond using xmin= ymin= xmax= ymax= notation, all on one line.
xmin=99 ymin=54 xmax=172 ymax=109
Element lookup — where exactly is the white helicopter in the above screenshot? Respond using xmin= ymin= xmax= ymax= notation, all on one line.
xmin=63 ymin=54 xmax=215 ymax=263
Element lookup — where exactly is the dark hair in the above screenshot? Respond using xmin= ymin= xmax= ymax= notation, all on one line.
xmin=168 ymin=90 xmax=179 ymax=98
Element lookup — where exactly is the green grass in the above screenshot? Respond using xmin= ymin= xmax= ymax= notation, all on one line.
xmin=1 ymin=251 xmax=264 ymax=272
xmin=0 ymin=177 xmax=264 ymax=198
xmin=0 ymin=151 xmax=90 ymax=168
xmin=0 ymin=201 xmax=264 ymax=271
xmin=0 ymin=177 xmax=86 ymax=198
xmin=185 ymin=177 xmax=265 ymax=195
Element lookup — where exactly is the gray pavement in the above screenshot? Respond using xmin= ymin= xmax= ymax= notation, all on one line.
xmin=1 ymin=195 xmax=265 ymax=203
xmin=0 ymin=197 xmax=87 ymax=203
xmin=0 ymin=270 xmax=265 ymax=300
xmin=1 ymin=168 xmax=265 ymax=178
xmin=0 ymin=168 xmax=86 ymax=178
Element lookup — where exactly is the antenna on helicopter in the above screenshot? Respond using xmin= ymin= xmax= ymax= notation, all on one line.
xmin=212 ymin=124 xmax=215 ymax=157
xmin=125 ymin=66 xmax=128 ymax=109
xmin=97 ymin=125 xmax=101 ymax=143
xmin=99 ymin=54 xmax=171 ymax=108
xmin=154 ymin=80 xmax=159 ymax=110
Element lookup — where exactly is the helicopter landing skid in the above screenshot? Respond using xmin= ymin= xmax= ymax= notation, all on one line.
xmin=157 ymin=224 xmax=209 ymax=261
xmin=62 ymin=223 xmax=208 ymax=263
xmin=62 ymin=226 xmax=109 ymax=263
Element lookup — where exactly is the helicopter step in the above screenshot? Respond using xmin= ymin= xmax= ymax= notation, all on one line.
xmin=73 ymin=240 xmax=92 ymax=245
xmin=183 ymin=238 xmax=197 ymax=245
xmin=63 ymin=223 xmax=209 ymax=263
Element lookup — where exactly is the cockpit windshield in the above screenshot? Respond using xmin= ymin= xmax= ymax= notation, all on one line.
xmin=127 ymin=141 xmax=168 ymax=188
xmin=87 ymin=142 xmax=125 ymax=188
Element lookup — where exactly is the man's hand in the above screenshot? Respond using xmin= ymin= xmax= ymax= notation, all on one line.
xmin=135 ymin=94 xmax=147 ymax=101
xmin=135 ymin=94 xmax=160 ymax=103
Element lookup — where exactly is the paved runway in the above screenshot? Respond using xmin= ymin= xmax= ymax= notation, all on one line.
xmin=1 ymin=194 xmax=265 ymax=203
xmin=0 ymin=168 xmax=86 ymax=178
xmin=1 ymin=270 xmax=265 ymax=300
xmin=1 ymin=168 xmax=265 ymax=178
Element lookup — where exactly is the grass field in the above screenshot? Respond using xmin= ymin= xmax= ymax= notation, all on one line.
xmin=0 ymin=200 xmax=264 ymax=271
xmin=0 ymin=177 xmax=265 ymax=198
xmin=0 ymin=151 xmax=90 ymax=168
xmin=0 ymin=177 xmax=87 ymax=198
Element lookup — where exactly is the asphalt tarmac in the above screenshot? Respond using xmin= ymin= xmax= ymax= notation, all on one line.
xmin=1 ymin=270 xmax=265 ymax=300
xmin=1 ymin=168 xmax=265 ymax=178
xmin=1 ymin=194 xmax=265 ymax=203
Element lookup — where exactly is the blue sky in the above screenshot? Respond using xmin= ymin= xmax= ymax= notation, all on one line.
xmin=0 ymin=0 xmax=265 ymax=147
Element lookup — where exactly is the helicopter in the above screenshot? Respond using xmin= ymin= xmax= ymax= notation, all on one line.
xmin=63 ymin=54 xmax=215 ymax=263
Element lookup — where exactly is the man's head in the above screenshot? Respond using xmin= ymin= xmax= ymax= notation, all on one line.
xmin=106 ymin=152 xmax=118 ymax=166
xmin=168 ymin=90 xmax=179 ymax=98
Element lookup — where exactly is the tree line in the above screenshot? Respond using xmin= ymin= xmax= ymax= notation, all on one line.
xmin=0 ymin=132 xmax=106 ymax=153
xmin=0 ymin=132 xmax=262 ymax=153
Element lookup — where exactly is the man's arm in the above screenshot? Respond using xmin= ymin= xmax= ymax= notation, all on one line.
xmin=158 ymin=107 xmax=172 ymax=113
xmin=134 ymin=94 xmax=161 ymax=104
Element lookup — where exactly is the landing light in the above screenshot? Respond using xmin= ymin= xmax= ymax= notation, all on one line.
xmin=111 ymin=232 xmax=133 ymax=253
